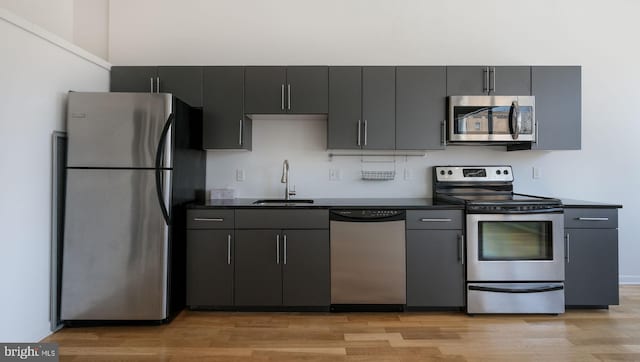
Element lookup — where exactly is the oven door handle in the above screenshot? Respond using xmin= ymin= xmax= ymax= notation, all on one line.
xmin=509 ymin=100 xmax=521 ymax=140
xmin=469 ymin=285 xmax=564 ymax=294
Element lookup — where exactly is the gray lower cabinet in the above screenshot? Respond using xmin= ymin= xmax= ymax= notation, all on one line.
xmin=564 ymin=207 xmax=619 ymax=307
xmin=235 ymin=229 xmax=330 ymax=307
xmin=186 ymin=210 xmax=235 ymax=308
xmin=446 ymin=66 xmax=531 ymax=96
xmin=235 ymin=229 xmax=283 ymax=306
xmin=395 ymin=66 xmax=446 ymax=150
xmin=328 ymin=66 xmax=395 ymax=149
xmin=202 ymin=67 xmax=250 ymax=150
xmin=110 ymin=66 xmax=203 ymax=107
xmin=244 ymin=66 xmax=328 ymax=114
xmin=282 ymin=230 xmax=330 ymax=306
xmin=186 ymin=229 xmax=234 ymax=306
xmin=406 ymin=229 xmax=465 ymax=308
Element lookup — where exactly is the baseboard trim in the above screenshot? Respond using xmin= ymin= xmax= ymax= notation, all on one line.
xmin=619 ymin=275 xmax=640 ymax=285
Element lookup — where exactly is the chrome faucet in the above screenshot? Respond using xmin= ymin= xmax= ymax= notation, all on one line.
xmin=281 ymin=159 xmax=296 ymax=200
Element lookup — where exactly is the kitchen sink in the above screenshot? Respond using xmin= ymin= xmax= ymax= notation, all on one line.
xmin=252 ymin=199 xmax=314 ymax=205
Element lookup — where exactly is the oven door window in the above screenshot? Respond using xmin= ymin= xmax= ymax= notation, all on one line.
xmin=479 ymin=221 xmax=553 ymax=260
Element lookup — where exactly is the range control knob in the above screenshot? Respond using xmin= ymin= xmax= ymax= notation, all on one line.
xmin=504 ymin=169 xmax=509 ymax=175
xmin=496 ymin=170 xmax=501 ymax=175
xmin=440 ymin=170 xmax=445 ymax=175
xmin=447 ymin=170 xmax=453 ymax=175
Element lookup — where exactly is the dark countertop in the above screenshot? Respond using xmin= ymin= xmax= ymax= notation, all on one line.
xmin=189 ymin=198 xmax=465 ymax=210
xmin=559 ymin=198 xmax=623 ymax=209
xmin=189 ymin=197 xmax=621 ymax=210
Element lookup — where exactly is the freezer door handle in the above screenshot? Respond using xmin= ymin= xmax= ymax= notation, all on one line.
xmin=155 ymin=113 xmax=174 ymax=225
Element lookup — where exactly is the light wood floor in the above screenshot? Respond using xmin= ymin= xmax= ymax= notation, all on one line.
xmin=44 ymin=286 xmax=640 ymax=361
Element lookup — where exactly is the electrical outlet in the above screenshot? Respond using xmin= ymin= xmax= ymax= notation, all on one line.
xmin=329 ymin=168 xmax=337 ymax=181
xmin=329 ymin=168 xmax=341 ymax=181
xmin=532 ymin=167 xmax=541 ymax=179
xmin=236 ymin=168 xmax=245 ymax=181
xmin=404 ymin=168 xmax=412 ymax=181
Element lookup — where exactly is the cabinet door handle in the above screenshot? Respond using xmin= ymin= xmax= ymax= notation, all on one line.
xmin=565 ymin=233 xmax=570 ymax=264
xmin=363 ymin=120 xmax=368 ymax=146
xmin=441 ymin=120 xmax=447 ymax=147
xmin=483 ymin=67 xmax=489 ymax=93
xmin=193 ymin=217 xmax=223 ymax=222
xmin=283 ymin=234 xmax=287 ymax=265
xmin=534 ymin=122 xmax=538 ymax=144
xmin=281 ymin=84 xmax=285 ymax=110
xmin=458 ymin=234 xmax=465 ymax=265
xmin=227 ymin=234 xmax=231 ymax=265
xmin=238 ymin=119 xmax=243 ymax=145
xmin=490 ymin=67 xmax=496 ymax=93
xmin=357 ymin=120 xmax=362 ymax=146
xmin=150 ymin=77 xmax=154 ymax=93
xmin=276 ymin=234 xmax=280 ymax=264
xmin=577 ymin=217 xmax=609 ymax=221
xmin=287 ymin=84 xmax=291 ymax=110
xmin=420 ymin=218 xmax=452 ymax=222
xmin=156 ymin=77 xmax=160 ymax=93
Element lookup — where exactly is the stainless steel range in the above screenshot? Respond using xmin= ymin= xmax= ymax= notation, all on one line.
xmin=433 ymin=166 xmax=565 ymax=314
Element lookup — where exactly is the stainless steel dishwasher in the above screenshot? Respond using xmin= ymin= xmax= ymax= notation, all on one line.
xmin=330 ymin=209 xmax=406 ymax=309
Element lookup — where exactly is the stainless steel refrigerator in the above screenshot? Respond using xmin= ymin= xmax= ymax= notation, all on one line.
xmin=60 ymin=92 xmax=205 ymax=322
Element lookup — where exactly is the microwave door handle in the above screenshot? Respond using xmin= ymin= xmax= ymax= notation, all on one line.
xmin=509 ymin=100 xmax=520 ymax=140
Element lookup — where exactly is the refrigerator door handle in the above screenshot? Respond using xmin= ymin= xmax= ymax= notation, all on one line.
xmin=155 ymin=113 xmax=174 ymax=225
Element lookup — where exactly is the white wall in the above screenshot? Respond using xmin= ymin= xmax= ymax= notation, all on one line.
xmin=108 ymin=0 xmax=639 ymax=281
xmin=73 ymin=0 xmax=109 ymax=59
xmin=0 ymin=10 xmax=109 ymax=342
xmin=0 ymin=0 xmax=74 ymax=41
xmin=0 ymin=0 xmax=110 ymax=60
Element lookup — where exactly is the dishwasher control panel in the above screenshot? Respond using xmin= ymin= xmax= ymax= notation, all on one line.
xmin=330 ymin=209 xmax=405 ymax=221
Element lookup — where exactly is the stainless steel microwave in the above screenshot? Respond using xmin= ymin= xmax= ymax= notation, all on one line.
xmin=448 ymin=96 xmax=535 ymax=143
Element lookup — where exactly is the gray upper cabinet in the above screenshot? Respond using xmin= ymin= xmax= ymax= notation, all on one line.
xmin=244 ymin=67 xmax=287 ymax=114
xmin=157 ymin=66 xmax=203 ymax=107
xmin=328 ymin=66 xmax=395 ymax=150
xmin=530 ymin=66 xmax=581 ymax=150
xmin=395 ymin=67 xmax=446 ymax=150
xmin=286 ymin=67 xmax=328 ymax=113
xmin=362 ymin=67 xmax=396 ymax=149
xmin=446 ymin=66 xmax=531 ymax=96
xmin=244 ymin=66 xmax=328 ymax=114
xmin=202 ymin=67 xmax=250 ymax=150
xmin=110 ymin=66 xmax=158 ymax=93
xmin=110 ymin=66 xmax=203 ymax=107
xmin=328 ymin=67 xmax=362 ymax=149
